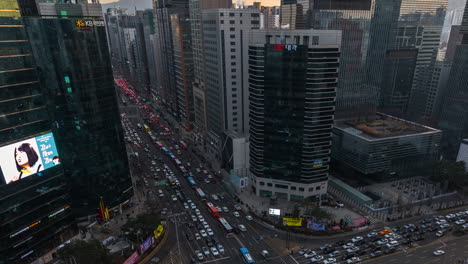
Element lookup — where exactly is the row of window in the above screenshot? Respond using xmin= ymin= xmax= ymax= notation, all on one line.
xmin=258 ymin=181 xmax=321 ymax=192
xmin=220 ymin=12 xmax=260 ymax=17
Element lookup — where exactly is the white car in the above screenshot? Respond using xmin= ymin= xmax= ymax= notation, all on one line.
xmin=190 ymin=203 xmax=196 ymax=209
xmin=436 ymin=219 xmax=447 ymax=225
xmin=238 ymin=224 xmax=247 ymax=232
xmin=191 ymin=215 xmax=198 ymax=222
xmin=328 ymin=251 xmax=339 ymax=257
xmin=183 ymin=203 xmax=189 ymax=209
xmin=351 ymin=236 xmax=363 ymax=243
xmin=210 ymin=247 xmax=219 ymax=256
xmin=377 ymin=239 xmax=388 ymax=245
xmin=202 ymin=221 xmax=209 ymax=229
xmin=455 ymin=219 xmax=466 ymax=225
xmin=367 ymin=232 xmax=377 ymax=238
xmin=436 ymin=230 xmax=445 ymax=237
xmin=462 ymin=223 xmax=468 ymax=229
xmin=198 ymin=215 xmax=205 ymax=222
xmin=202 ymin=246 xmax=210 ymax=255
xmin=233 ymin=212 xmax=240 ymax=217
xmin=207 ymin=228 xmax=214 ymax=236
xmin=216 ymin=206 xmax=223 ymax=212
xmin=386 ymin=241 xmax=398 ymax=247
xmin=195 ymin=209 xmax=200 ymax=215
xmin=222 ymin=207 xmax=229 ymax=212
xmin=246 ymin=215 xmax=253 ymax=221
xmin=323 ymin=258 xmax=336 ymax=264
xmin=217 ymin=244 xmax=225 ymax=254
xmin=200 ymin=230 xmax=208 ymax=237
xmin=194 ymin=232 xmax=201 ymax=240
xmin=211 ymin=194 xmax=219 ymax=201
xmin=445 ymin=214 xmax=456 ymax=219
xmin=433 ymin=250 xmax=445 ymax=256
xmin=311 ymin=255 xmax=324 ymax=262
xmin=343 ymin=243 xmax=354 ymax=249
xmin=347 ymin=257 xmax=361 ymax=264
xmin=304 ymin=251 xmax=317 ymax=258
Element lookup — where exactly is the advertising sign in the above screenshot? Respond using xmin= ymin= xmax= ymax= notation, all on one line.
xmin=154 ymin=224 xmax=164 ymax=238
xmin=307 ymin=220 xmax=326 ymax=231
xmin=0 ymin=132 xmax=60 ymax=185
xmin=139 ymin=236 xmax=153 ymax=253
xmin=313 ymin=159 xmax=323 ymax=168
xmin=123 ymin=251 xmax=140 ymax=264
xmin=282 ymin=218 xmax=303 ymax=227
xmin=268 ymin=208 xmax=281 ymax=216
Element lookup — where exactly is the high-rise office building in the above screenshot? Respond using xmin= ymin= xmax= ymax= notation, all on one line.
xmin=248 ymin=30 xmax=341 ymax=201
xmin=365 ymin=0 xmax=447 ymax=120
xmin=280 ymin=0 xmax=307 ymax=29
xmin=21 ymin=0 xmax=133 ymax=218
xmin=202 ymin=8 xmax=260 ymax=160
xmin=260 ymin=6 xmax=280 ymax=29
xmin=0 ymin=1 xmax=76 ymax=262
xmin=170 ymin=11 xmax=195 ymax=129
xmin=189 ymin=0 xmax=231 ymax=134
xmin=439 ymin=3 xmax=468 ymax=158
xmin=310 ymin=0 xmax=376 ymax=119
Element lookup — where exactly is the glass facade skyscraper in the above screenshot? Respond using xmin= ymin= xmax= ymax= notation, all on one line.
xmin=0 ymin=1 xmax=75 ymax=262
xmin=248 ymin=30 xmax=341 ymax=201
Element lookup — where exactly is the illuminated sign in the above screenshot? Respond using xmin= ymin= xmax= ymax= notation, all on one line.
xmin=75 ymin=20 xmax=105 ymax=27
xmin=0 ymin=132 xmax=60 ymax=185
xmin=282 ymin=217 xmax=303 ymax=226
xmin=313 ymin=159 xmax=323 ymax=168
xmin=9 ymin=220 xmax=40 ymax=239
xmin=274 ymin=44 xmax=298 ymax=51
xmin=268 ymin=208 xmax=281 ymax=216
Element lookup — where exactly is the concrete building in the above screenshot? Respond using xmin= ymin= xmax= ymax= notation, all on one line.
xmin=202 ymin=8 xmax=260 ymax=160
xmin=456 ymin=139 xmax=468 ymax=171
xmin=248 ymin=30 xmax=342 ymax=201
xmin=189 ymin=0 xmax=232 ymax=134
xmin=332 ymin=113 xmax=442 ymax=180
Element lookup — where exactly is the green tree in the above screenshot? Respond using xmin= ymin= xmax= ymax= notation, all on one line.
xmin=58 ymin=240 xmax=111 ymax=264
xmin=121 ymin=213 xmax=160 ymax=243
xmin=430 ymin=160 xmax=468 ymax=192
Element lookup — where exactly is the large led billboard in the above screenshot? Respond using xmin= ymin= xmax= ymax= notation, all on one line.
xmin=0 ymin=132 xmax=60 ymax=185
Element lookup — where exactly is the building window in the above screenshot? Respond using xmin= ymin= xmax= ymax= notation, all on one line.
xmin=229 ymin=12 xmax=235 ymax=16
xmin=230 ymin=28 xmax=235 ymax=32
xmin=299 ymin=187 xmax=304 ymax=192
xmin=220 ymin=13 xmax=224 ymax=16
xmin=303 ymin=36 xmax=309 ymax=45
xmin=230 ymin=20 xmax=235 ymax=24
xmin=252 ymin=20 xmax=259 ymax=24
xmin=240 ymin=20 xmax=243 ymax=24
xmin=231 ymin=55 xmax=236 ymax=59
xmin=230 ymin=48 xmax=235 ymax=52
xmin=233 ymin=106 xmax=238 ymax=109
xmin=251 ymin=13 xmax=259 ymax=17
xmin=290 ymin=195 xmax=304 ymax=201
xmin=275 ymin=184 xmax=288 ymax=189
xmin=232 ymin=94 xmax=237 ymax=98
xmin=233 ymin=124 xmax=238 ymax=127
xmin=231 ymin=62 xmax=236 ymax=65
xmin=230 ymin=41 xmax=235 ymax=45
xmin=260 ymin=181 xmax=265 ymax=186
xmin=290 ymin=186 xmax=296 ymax=190
xmin=232 ymin=82 xmax=237 ymax=85
xmin=312 ymin=36 xmax=319 ymax=45
xmin=233 ymin=112 xmax=238 ymax=116
xmin=220 ymin=20 xmax=224 ymax=24
xmin=231 ymin=75 xmax=236 ymax=78
xmin=233 ymin=118 xmax=238 ymax=121
xmin=267 ymin=183 xmax=272 ymax=187
xmin=309 ymin=187 xmax=314 ymax=192
xmin=316 ymin=186 xmax=321 ymax=190
xmin=231 ymin=69 xmax=236 ymax=73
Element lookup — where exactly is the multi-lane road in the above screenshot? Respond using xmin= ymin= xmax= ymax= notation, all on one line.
xmin=115 ymin=76 xmax=468 ymax=264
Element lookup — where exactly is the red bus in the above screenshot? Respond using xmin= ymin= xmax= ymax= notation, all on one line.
xmin=179 ymin=141 xmax=188 ymax=150
xmin=206 ymin=202 xmax=220 ymax=218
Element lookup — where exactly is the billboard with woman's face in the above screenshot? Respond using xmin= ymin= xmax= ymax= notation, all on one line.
xmin=0 ymin=132 xmax=60 ymax=185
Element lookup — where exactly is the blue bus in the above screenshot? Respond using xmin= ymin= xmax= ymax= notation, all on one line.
xmin=161 ymin=147 xmax=169 ymax=153
xmin=186 ymin=177 xmax=197 ymax=188
xmin=240 ymin=248 xmax=255 ymax=264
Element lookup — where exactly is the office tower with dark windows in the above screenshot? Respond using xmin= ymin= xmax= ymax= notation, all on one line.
xmin=0 ymin=1 xmax=75 ymax=263
xmin=202 ymin=8 xmax=260 ymax=162
xmin=170 ymin=11 xmax=195 ymax=130
xmin=280 ymin=0 xmax=307 ymax=29
xmin=248 ymin=30 xmax=341 ymax=201
xmin=189 ymin=0 xmax=232 ymax=134
xmin=365 ymin=0 xmax=447 ymax=120
xmin=310 ymin=0 xmax=376 ymax=119
xmin=439 ymin=3 xmax=468 ymax=159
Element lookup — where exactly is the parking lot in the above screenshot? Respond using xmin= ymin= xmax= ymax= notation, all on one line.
xmin=290 ymin=208 xmax=468 ymax=264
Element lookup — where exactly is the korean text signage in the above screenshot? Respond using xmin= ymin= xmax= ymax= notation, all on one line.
xmin=274 ymin=44 xmax=298 ymax=51
xmin=75 ymin=20 xmax=105 ymax=27
xmin=0 ymin=132 xmax=60 ymax=185
xmin=282 ymin=217 xmax=303 ymax=226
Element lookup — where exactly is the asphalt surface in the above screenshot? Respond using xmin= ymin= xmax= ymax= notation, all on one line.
xmin=115 ymin=76 xmax=468 ymax=264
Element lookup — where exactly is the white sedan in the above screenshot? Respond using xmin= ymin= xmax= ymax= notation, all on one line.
xmin=433 ymin=250 xmax=445 ymax=256
xmin=200 ymin=229 xmax=208 ymax=237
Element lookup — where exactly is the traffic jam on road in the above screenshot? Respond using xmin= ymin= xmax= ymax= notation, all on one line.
xmin=116 ymin=77 xmax=468 ymax=264
xmin=292 ymin=209 xmax=468 ymax=264
xmin=116 ymin=77 xmax=276 ymax=263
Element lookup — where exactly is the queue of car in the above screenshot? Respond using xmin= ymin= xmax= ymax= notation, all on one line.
xmin=292 ymin=208 xmax=468 ymax=263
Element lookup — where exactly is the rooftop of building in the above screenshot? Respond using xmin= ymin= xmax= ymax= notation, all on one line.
xmin=334 ymin=112 xmax=441 ymax=141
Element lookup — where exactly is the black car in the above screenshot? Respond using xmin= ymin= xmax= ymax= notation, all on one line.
xmin=414 ymin=236 xmax=424 ymax=241
xmin=205 ymin=238 xmax=213 ymax=247
xmin=341 ymin=253 xmax=355 ymax=260
xmin=355 ymin=240 xmax=365 ymax=246
xmin=185 ymin=233 xmax=194 ymax=241
xmin=334 ymin=240 xmax=346 ymax=247
xmin=355 ymin=250 xmax=366 ymax=256
xmin=370 ymin=251 xmax=383 ymax=258
xmin=233 ymin=227 xmax=240 ymax=234
xmin=428 ymin=226 xmax=438 ymax=232
xmin=323 ymin=247 xmax=335 ymax=254
xmin=211 ymin=236 xmax=220 ymax=245
xmin=384 ymin=248 xmax=396 ymax=254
